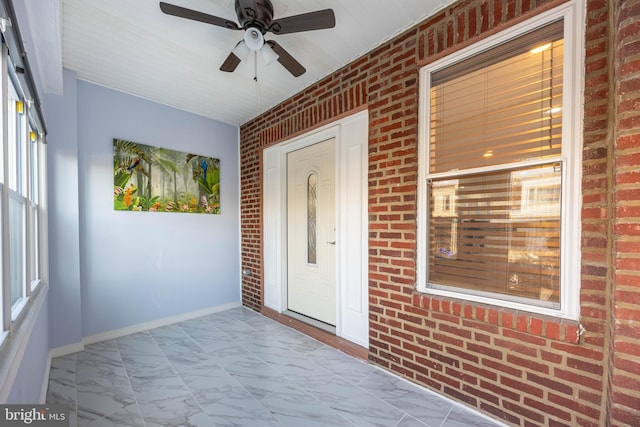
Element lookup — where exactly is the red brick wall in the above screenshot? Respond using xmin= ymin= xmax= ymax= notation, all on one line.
xmin=609 ymin=0 xmax=640 ymax=425
xmin=581 ymin=0 xmax=614 ymax=425
xmin=239 ymin=0 xmax=639 ymax=425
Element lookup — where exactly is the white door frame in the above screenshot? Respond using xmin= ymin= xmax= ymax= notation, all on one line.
xmin=263 ymin=110 xmax=369 ymax=348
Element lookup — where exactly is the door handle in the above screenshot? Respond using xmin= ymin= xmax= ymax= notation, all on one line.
xmin=327 ymin=241 xmax=336 ymax=245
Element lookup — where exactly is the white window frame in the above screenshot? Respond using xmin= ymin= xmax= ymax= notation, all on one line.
xmin=1 ymin=41 xmax=9 ymax=339
xmin=0 ymin=39 xmax=46 ymax=346
xmin=417 ymin=1 xmax=584 ymax=320
xmin=7 ymin=68 xmax=28 ymax=321
xmin=26 ymin=105 xmax=41 ymax=293
xmin=0 ymin=7 xmax=49 ymax=403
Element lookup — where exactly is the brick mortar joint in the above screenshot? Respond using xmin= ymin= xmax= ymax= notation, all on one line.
xmin=599 ymin=0 xmax=621 ymax=424
xmin=411 ymin=292 xmax=584 ymax=344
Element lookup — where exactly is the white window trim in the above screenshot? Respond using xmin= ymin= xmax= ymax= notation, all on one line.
xmin=0 ymin=5 xmax=49 ymax=377
xmin=1 ymin=41 xmax=10 ymax=335
xmin=417 ymin=0 xmax=584 ymax=320
xmin=0 ymin=41 xmax=47 ymax=350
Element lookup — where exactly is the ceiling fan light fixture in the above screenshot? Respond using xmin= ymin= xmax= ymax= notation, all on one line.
xmin=244 ymin=27 xmax=264 ymax=51
xmin=261 ymin=44 xmax=279 ymax=66
xmin=231 ymin=40 xmax=250 ymax=60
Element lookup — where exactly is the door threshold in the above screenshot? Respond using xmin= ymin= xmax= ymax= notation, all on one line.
xmin=283 ymin=310 xmax=336 ymax=334
xmin=262 ymin=307 xmax=368 ymax=361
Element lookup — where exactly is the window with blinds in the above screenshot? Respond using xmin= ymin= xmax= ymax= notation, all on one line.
xmin=429 ymin=20 xmax=564 ymax=173
xmin=424 ymin=19 xmax=565 ymax=308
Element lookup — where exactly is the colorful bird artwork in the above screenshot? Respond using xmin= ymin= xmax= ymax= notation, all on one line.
xmin=127 ymin=157 xmax=140 ymax=174
xmin=201 ymin=160 xmax=208 ymax=181
xmin=113 ymin=138 xmax=221 ymax=214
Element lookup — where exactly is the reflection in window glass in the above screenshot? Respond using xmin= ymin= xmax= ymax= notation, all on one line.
xmin=7 ymin=92 xmax=17 ymax=191
xmin=429 ymin=164 xmax=561 ymax=305
xmin=29 ymin=128 xmax=38 ymax=203
xmin=9 ymin=195 xmax=25 ymax=306
xmin=28 ymin=205 xmax=38 ymax=286
xmin=28 ymin=130 xmax=40 ymax=287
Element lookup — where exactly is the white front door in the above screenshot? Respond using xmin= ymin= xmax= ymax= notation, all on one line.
xmin=287 ymin=138 xmax=336 ymax=325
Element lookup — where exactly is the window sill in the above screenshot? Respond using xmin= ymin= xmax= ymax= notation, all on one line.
xmin=412 ymin=292 xmax=583 ymax=345
xmin=10 ymin=298 xmax=29 ymax=324
xmin=0 ymin=281 xmax=49 ymax=401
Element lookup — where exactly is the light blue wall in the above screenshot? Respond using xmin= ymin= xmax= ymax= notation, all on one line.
xmin=44 ymin=69 xmax=83 ymax=349
xmin=43 ymin=71 xmax=241 ymax=346
xmin=76 ymin=80 xmax=241 ymax=337
xmin=6 ymin=299 xmax=49 ymax=403
xmin=5 ymin=0 xmax=240 ymax=402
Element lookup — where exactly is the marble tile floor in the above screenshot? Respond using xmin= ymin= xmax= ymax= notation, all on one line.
xmin=46 ymin=307 xmax=505 ymax=427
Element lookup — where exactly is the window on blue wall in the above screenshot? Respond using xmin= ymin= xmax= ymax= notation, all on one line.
xmin=0 ymin=65 xmax=43 ymax=338
xmin=0 ymin=1 xmax=48 ymax=351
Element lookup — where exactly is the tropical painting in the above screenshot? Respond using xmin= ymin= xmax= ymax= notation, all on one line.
xmin=113 ymin=139 xmax=220 ymax=214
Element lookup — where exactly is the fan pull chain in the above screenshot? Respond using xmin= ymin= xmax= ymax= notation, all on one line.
xmin=253 ymin=51 xmax=262 ymax=117
xmin=253 ymin=51 xmax=258 ymax=82
xmin=255 ymin=69 xmax=262 ymax=116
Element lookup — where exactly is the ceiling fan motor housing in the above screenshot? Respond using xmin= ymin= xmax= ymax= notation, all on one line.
xmin=235 ymin=0 xmax=274 ymax=32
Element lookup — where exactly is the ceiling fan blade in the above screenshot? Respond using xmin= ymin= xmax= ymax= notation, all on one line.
xmin=266 ymin=40 xmax=306 ymax=77
xmin=269 ymin=9 xmax=335 ymax=35
xmin=220 ymin=51 xmax=242 ymax=72
xmin=159 ymin=2 xmax=240 ymax=30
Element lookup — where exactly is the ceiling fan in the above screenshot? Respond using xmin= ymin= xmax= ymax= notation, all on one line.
xmin=159 ymin=0 xmax=336 ymax=77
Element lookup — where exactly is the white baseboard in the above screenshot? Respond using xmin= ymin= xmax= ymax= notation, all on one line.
xmin=49 ymin=301 xmax=242 ymax=357
xmin=49 ymin=342 xmax=85 ymax=359
xmin=39 ymin=353 xmax=52 ymax=404
xmin=82 ymin=301 xmax=241 ymax=346
xmin=44 ymin=301 xmax=242 ymax=402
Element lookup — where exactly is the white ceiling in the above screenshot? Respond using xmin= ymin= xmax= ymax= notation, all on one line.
xmin=59 ymin=0 xmax=455 ymax=125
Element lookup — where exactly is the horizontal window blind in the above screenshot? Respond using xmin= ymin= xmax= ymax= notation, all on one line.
xmin=431 ymin=20 xmax=564 ymax=85
xmin=428 ymin=164 xmax=561 ymax=304
xmin=429 ymin=20 xmax=564 ymax=173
